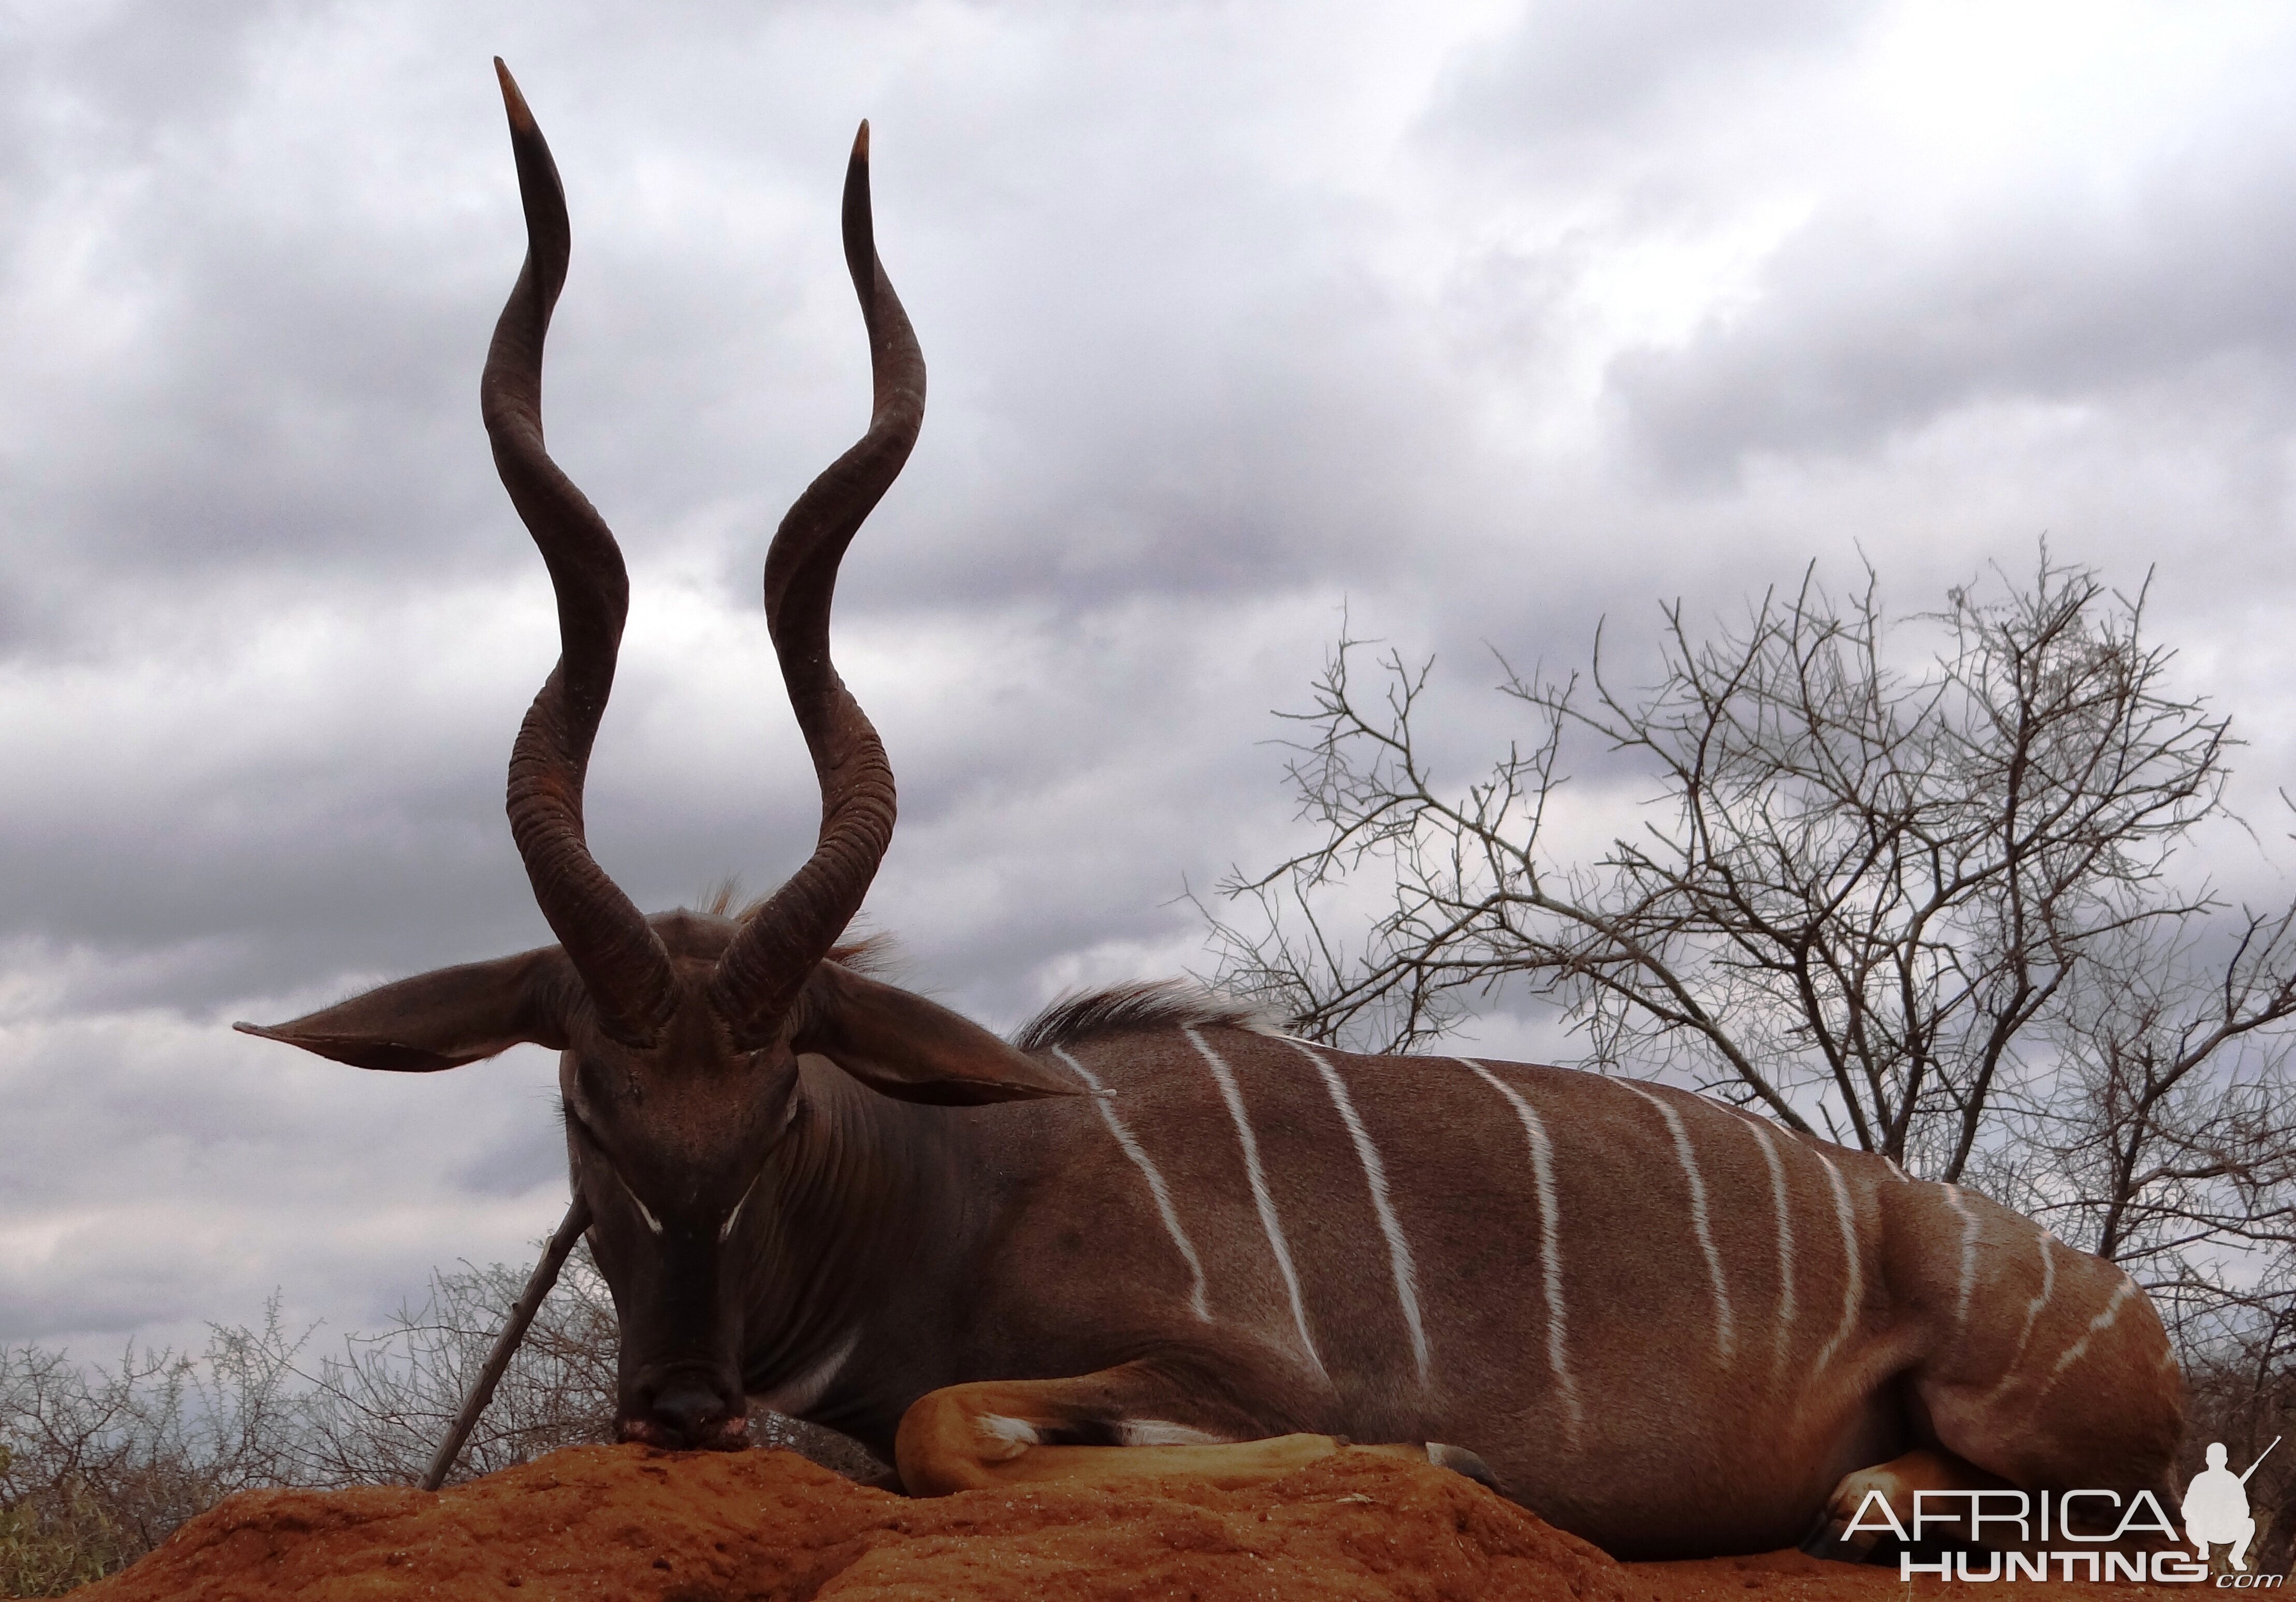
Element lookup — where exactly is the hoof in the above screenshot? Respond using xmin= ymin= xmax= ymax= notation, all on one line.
xmin=1799 ymin=1514 xmax=1873 ymax=1560
xmin=1426 ymin=1441 xmax=1505 ymax=1495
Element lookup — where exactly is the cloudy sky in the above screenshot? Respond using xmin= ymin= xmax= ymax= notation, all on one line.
xmin=7 ymin=0 xmax=2296 ymax=1360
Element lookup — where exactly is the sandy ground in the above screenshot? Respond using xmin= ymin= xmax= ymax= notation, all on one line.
xmin=73 ymin=1444 xmax=2199 ymax=1601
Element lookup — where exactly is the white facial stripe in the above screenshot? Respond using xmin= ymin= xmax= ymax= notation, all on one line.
xmin=1736 ymin=1113 xmax=1798 ymax=1367
xmin=567 ymin=1109 xmax=664 ymax=1236
xmin=1457 ymin=1058 xmax=1581 ymax=1439
xmin=719 ymin=1166 xmax=764 ymax=1245
xmin=1811 ymin=1149 xmax=1863 ymax=1375
xmin=1186 ymin=1028 xmax=1323 ymax=1374
xmin=1624 ymin=1083 xmax=1735 ymax=1363
xmin=1053 ymin=1047 xmax=1212 ymax=1322
xmin=1285 ymin=1039 xmax=1430 ymax=1382
xmin=1944 ymin=1184 xmax=1981 ymax=1335
xmin=619 ymin=1169 xmax=664 ymax=1236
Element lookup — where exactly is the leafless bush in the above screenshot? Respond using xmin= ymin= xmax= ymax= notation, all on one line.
xmin=1209 ymin=551 xmax=2296 ymax=1421
xmin=0 ymin=1240 xmax=879 ymax=1593
xmin=2173 ymin=1268 xmax=2295 ymax=1575
xmin=0 ymin=1305 xmax=312 ymax=1595
xmin=292 ymin=1248 xmax=620 ymax=1487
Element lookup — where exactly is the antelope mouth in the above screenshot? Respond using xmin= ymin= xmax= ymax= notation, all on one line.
xmin=617 ymin=1412 xmax=751 ymax=1452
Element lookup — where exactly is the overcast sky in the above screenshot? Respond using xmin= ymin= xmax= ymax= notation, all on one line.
xmin=7 ymin=0 xmax=2296 ymax=1361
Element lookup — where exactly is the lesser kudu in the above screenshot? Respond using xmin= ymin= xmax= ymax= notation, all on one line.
xmin=238 ymin=66 xmax=2185 ymax=1559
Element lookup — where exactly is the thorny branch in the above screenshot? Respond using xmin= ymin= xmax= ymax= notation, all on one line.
xmin=1207 ymin=553 xmax=2296 ymax=1441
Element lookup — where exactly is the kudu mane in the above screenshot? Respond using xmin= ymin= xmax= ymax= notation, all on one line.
xmin=1012 ymin=983 xmax=1281 ymax=1053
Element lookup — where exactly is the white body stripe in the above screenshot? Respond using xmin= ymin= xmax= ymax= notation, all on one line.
xmin=2050 ymin=1277 xmax=2137 ymax=1376
xmin=1624 ymin=1082 xmax=1735 ymax=1362
xmin=1811 ymin=1149 xmax=1864 ymax=1375
xmin=1286 ymin=1039 xmax=1431 ymax=1381
xmin=1992 ymin=1231 xmax=2058 ymax=1396
xmin=2013 ymin=1263 xmax=2136 ymax=1412
xmin=1186 ymin=1028 xmax=1323 ymax=1373
xmin=1735 ymin=1113 xmax=1798 ymax=1366
xmin=1457 ymin=1058 xmax=1582 ymax=1436
xmin=1054 ymin=1047 xmax=1212 ymax=1321
xmin=1944 ymin=1185 xmax=1981 ymax=1335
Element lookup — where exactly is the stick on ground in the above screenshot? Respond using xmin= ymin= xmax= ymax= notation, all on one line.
xmin=420 ymin=1193 xmax=595 ymax=1492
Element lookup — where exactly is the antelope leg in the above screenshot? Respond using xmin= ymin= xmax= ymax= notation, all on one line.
xmin=1803 ymin=1447 xmax=2012 ymax=1559
xmin=891 ymin=1361 xmax=1493 ymax=1497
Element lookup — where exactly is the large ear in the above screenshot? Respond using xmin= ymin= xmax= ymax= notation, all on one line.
xmin=790 ymin=961 xmax=1080 ymax=1105
xmin=234 ymin=946 xmax=578 ymax=1072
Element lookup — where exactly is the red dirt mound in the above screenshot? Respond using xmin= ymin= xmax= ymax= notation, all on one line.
xmin=71 ymin=1446 xmax=2192 ymax=1601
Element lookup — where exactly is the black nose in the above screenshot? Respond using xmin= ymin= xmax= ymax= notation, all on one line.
xmin=650 ymin=1382 xmax=725 ymax=1445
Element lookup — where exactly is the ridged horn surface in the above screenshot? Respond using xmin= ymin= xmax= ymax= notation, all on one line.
xmin=709 ymin=122 xmax=922 ymax=1050
xmin=484 ymin=59 xmax=676 ymax=1048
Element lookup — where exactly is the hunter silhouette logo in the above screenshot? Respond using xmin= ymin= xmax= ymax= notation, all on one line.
xmin=2186 ymin=1438 xmax=2277 ymax=1572
xmin=1839 ymin=1437 xmax=2283 ymax=1584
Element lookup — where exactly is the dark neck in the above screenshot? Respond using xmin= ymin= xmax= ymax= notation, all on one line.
xmin=739 ymin=1058 xmax=1001 ymax=1440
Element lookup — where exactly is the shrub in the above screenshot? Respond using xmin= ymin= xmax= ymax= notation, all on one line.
xmin=0 ymin=1242 xmax=881 ymax=1594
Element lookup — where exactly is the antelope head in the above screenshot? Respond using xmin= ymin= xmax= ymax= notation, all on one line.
xmin=236 ymin=63 xmax=1071 ymax=1450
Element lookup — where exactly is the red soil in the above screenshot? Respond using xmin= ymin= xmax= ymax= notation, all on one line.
xmin=75 ymin=1445 xmax=2189 ymax=1601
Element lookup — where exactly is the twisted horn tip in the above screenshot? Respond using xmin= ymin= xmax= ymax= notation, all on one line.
xmin=495 ymin=57 xmax=537 ymax=134
xmin=851 ymin=120 xmax=870 ymax=163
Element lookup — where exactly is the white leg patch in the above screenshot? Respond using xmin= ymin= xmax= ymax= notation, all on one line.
xmin=1115 ymin=1419 xmax=1224 ymax=1447
xmin=977 ymin=1414 xmax=1042 ymax=1446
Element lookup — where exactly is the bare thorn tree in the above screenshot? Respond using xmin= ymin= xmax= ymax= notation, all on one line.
xmin=1207 ymin=554 xmax=2296 ymax=1309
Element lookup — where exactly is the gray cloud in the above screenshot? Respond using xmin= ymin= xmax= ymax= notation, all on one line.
xmin=1610 ymin=178 xmax=2296 ymax=480
xmin=1441 ymin=0 xmax=1878 ymax=143
xmin=7 ymin=0 xmax=2296 ymax=1356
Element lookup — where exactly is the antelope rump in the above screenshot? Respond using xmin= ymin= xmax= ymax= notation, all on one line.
xmin=236 ymin=63 xmax=2185 ymax=1560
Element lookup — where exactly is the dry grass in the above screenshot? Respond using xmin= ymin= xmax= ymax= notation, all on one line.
xmin=0 ymin=1244 xmax=879 ymax=1595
